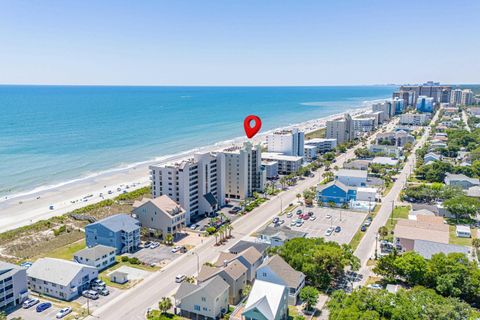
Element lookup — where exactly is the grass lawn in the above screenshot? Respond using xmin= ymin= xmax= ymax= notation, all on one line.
xmin=99 ymin=256 xmax=160 ymax=289
xmin=392 ymin=205 xmax=410 ymax=219
xmin=288 ymin=305 xmax=301 ymax=320
xmin=449 ymin=226 xmax=477 ymax=246
xmin=305 ymin=127 xmax=325 ymax=140
xmin=43 ymin=239 xmax=86 ymax=260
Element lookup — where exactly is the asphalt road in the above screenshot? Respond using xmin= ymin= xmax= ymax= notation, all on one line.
xmin=87 ymin=120 xmax=397 ymax=320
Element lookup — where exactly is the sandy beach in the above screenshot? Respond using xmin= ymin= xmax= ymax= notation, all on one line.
xmin=0 ymin=106 xmax=370 ymax=233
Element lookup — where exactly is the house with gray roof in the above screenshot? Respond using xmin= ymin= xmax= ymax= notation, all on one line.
xmin=73 ymin=245 xmax=116 ymax=270
xmin=0 ymin=261 xmax=28 ymax=311
xmin=85 ymin=214 xmax=140 ymax=254
xmin=257 ymin=226 xmax=307 ymax=247
xmin=27 ymin=258 xmax=98 ymax=301
xmin=255 ymin=255 xmax=305 ymax=305
xmin=343 ymin=159 xmax=371 ymax=170
xmin=444 ymin=173 xmax=480 ymax=190
xmin=242 ymin=279 xmax=288 ymax=320
xmin=214 ymin=247 xmax=264 ymax=283
xmin=335 ymin=169 xmax=368 ymax=187
xmin=228 ymin=241 xmax=270 ymax=257
xmin=197 ymin=260 xmax=247 ymax=305
xmin=174 ymin=275 xmax=229 ymax=320
xmin=413 ymin=240 xmax=470 ymax=259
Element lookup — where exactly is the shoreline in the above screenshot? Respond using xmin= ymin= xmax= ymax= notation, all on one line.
xmin=0 ymin=103 xmax=375 ymax=233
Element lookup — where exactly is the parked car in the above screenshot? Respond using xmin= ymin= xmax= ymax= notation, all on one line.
xmin=367 ymin=284 xmax=383 ymax=290
xmin=286 ymin=212 xmax=293 ymax=218
xmin=296 ymin=209 xmax=302 ymax=215
xmin=302 ymin=215 xmax=309 ymax=220
xmin=307 ymin=211 xmax=314 ymax=216
xmin=36 ymin=302 xmax=52 ymax=313
xmin=92 ymin=283 xmax=105 ymax=291
xmin=272 ymin=217 xmax=280 ymax=224
xmin=92 ymin=279 xmax=106 ymax=287
xmin=295 ymin=220 xmax=304 ymax=227
xmin=326 ymin=214 xmax=332 ymax=219
xmin=361 ymin=225 xmax=367 ymax=232
xmin=22 ymin=298 xmax=39 ymax=309
xmin=82 ymin=290 xmax=99 ymax=300
xmin=20 ymin=261 xmax=33 ymax=269
xmin=171 ymin=246 xmax=182 ymax=253
xmin=56 ymin=307 xmax=72 ymax=319
xmin=277 ymin=219 xmax=285 ymax=225
xmin=290 ymin=220 xmax=297 ymax=227
xmin=150 ymin=242 xmax=160 ymax=249
xmin=190 ymin=224 xmax=198 ymax=230
xmin=175 ymin=274 xmax=186 ymax=283
xmin=325 ymin=227 xmax=334 ymax=236
xmin=364 ymin=217 xmax=372 ymax=226
xmin=309 ymin=215 xmax=316 ymax=221
xmin=143 ymin=241 xmax=152 ymax=248
xmin=335 ymin=226 xmax=341 ymax=233
xmin=99 ymin=288 xmax=110 ymax=296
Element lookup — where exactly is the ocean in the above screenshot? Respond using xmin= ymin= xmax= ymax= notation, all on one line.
xmin=0 ymin=85 xmax=396 ymax=197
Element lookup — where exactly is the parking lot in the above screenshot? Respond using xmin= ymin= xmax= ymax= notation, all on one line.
xmin=127 ymin=244 xmax=179 ymax=266
xmin=273 ymin=206 xmax=367 ymax=244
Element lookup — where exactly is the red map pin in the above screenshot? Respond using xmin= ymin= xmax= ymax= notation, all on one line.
xmin=244 ymin=115 xmax=262 ymax=139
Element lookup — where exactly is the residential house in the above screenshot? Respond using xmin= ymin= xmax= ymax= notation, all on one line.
xmin=343 ymin=159 xmax=371 ymax=170
xmin=174 ymin=276 xmax=229 ymax=320
xmin=85 ymin=214 xmax=140 ymax=254
xmin=335 ymin=169 xmax=367 ymax=187
xmin=228 ymin=241 xmax=270 ymax=257
xmin=73 ymin=245 xmax=116 ymax=270
xmin=256 ymin=255 xmax=305 ymax=305
xmin=197 ymin=260 xmax=247 ymax=305
xmin=423 ymin=152 xmax=441 ymax=165
xmin=214 ymin=247 xmax=263 ymax=283
xmin=242 ymin=280 xmax=288 ymax=320
xmin=368 ymin=144 xmax=403 ymax=158
xmin=467 ymin=186 xmax=480 ymax=198
xmin=27 ymin=258 xmax=98 ymax=301
xmin=0 ymin=261 xmax=28 ymax=311
xmin=413 ymin=240 xmax=470 ymax=259
xmin=444 ymin=173 xmax=480 ymax=190
xmin=393 ymin=219 xmax=449 ymax=252
xmin=132 ymin=195 xmax=186 ymax=238
xmin=256 ymin=226 xmax=307 ymax=247
xmin=317 ymin=180 xmax=357 ymax=205
xmin=375 ymin=131 xmax=414 ymax=147
xmin=356 ymin=187 xmax=377 ymax=202
xmin=371 ymin=157 xmax=399 ymax=166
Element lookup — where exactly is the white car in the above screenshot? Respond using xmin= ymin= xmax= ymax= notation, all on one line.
xmin=150 ymin=242 xmax=160 ymax=249
xmin=91 ymin=279 xmax=106 ymax=287
xmin=56 ymin=307 xmax=72 ymax=319
xmin=367 ymin=284 xmax=383 ymax=290
xmin=171 ymin=246 xmax=182 ymax=253
xmin=309 ymin=216 xmax=316 ymax=221
xmin=175 ymin=274 xmax=186 ymax=283
xmin=22 ymin=297 xmax=39 ymax=309
xmin=325 ymin=214 xmax=332 ymax=219
xmin=190 ymin=224 xmax=198 ymax=230
xmin=325 ymin=227 xmax=334 ymax=236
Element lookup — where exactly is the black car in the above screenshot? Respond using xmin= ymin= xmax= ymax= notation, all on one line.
xmin=361 ymin=225 xmax=367 ymax=232
xmin=335 ymin=226 xmax=341 ymax=233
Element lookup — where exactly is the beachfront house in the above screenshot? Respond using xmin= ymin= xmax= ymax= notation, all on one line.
xmin=85 ymin=214 xmax=140 ymax=254
xmin=73 ymin=245 xmax=116 ymax=270
xmin=0 ymin=261 xmax=28 ymax=311
xmin=255 ymin=255 xmax=305 ymax=305
xmin=132 ymin=195 xmax=186 ymax=239
xmin=242 ymin=280 xmax=289 ymax=320
xmin=27 ymin=258 xmax=98 ymax=301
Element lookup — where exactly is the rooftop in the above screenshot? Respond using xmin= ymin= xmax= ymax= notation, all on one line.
xmin=133 ymin=195 xmax=185 ymax=217
xmin=413 ymin=240 xmax=470 ymax=259
xmin=87 ymin=214 xmax=140 ymax=233
xmin=336 ymin=169 xmax=368 ymax=179
xmin=244 ymin=279 xmax=286 ymax=320
xmin=394 ymin=220 xmax=449 ymax=244
xmin=371 ymin=157 xmax=398 ymax=166
xmin=176 ymin=275 xmax=229 ymax=301
xmin=262 ymin=152 xmax=303 ymax=162
xmin=259 ymin=255 xmax=304 ymax=287
xmin=74 ymin=245 xmax=116 ymax=261
xmin=27 ymin=258 xmax=96 ymax=286
xmin=258 ymin=226 xmax=307 ymax=241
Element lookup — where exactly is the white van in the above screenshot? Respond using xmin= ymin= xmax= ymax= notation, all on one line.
xmin=175 ymin=274 xmax=186 ymax=283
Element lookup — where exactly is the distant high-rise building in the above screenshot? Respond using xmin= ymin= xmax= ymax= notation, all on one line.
xmin=461 ymin=89 xmax=474 ymax=106
xmin=352 ymin=115 xmax=376 ymax=133
xmin=150 ymin=152 xmax=225 ymax=224
xmin=326 ymin=113 xmax=354 ymax=145
xmin=393 ymin=98 xmax=405 ymax=114
xmin=393 ymin=91 xmax=412 ymax=106
xmin=266 ymin=128 xmax=305 ymax=157
xmin=400 ymin=83 xmax=451 ymax=105
xmin=450 ymin=89 xmax=463 ymax=106
xmin=416 ymin=96 xmax=434 ymax=113
xmin=220 ymin=142 xmax=265 ymax=200
xmin=372 ymin=101 xmax=394 ymax=119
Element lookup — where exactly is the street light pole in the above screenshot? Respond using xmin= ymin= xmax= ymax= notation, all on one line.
xmin=375 ymin=233 xmax=378 ymax=260
xmin=192 ymin=252 xmax=200 ymax=275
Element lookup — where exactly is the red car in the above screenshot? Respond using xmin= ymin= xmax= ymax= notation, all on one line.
xmin=302 ymin=215 xmax=309 ymax=220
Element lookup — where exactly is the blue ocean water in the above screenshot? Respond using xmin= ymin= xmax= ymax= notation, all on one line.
xmin=0 ymin=85 xmax=396 ymax=197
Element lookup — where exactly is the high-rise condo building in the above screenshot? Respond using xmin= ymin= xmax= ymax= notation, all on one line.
xmin=149 ymin=152 xmax=225 ymax=224
xmin=372 ymin=101 xmax=394 ymax=119
xmin=461 ymin=89 xmax=474 ymax=106
xmin=326 ymin=113 xmax=354 ymax=145
xmin=266 ymin=128 xmax=305 ymax=157
xmin=450 ymin=89 xmax=463 ymax=106
xmin=416 ymin=96 xmax=434 ymax=113
xmin=393 ymin=97 xmax=405 ymax=114
xmin=220 ymin=142 xmax=265 ymax=200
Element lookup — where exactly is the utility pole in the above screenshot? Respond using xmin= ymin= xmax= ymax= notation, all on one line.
xmin=191 ymin=252 xmax=200 ymax=275
xmin=391 ymin=200 xmax=395 ymax=228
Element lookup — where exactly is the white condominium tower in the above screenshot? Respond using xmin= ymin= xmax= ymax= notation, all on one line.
xmin=220 ymin=142 xmax=265 ymax=200
xmin=450 ymin=89 xmax=463 ymax=106
xmin=149 ymin=152 xmax=225 ymax=225
xmin=326 ymin=113 xmax=354 ymax=145
xmin=461 ymin=89 xmax=474 ymax=106
xmin=266 ymin=128 xmax=305 ymax=157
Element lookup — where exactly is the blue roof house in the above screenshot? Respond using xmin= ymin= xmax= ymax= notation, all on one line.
xmin=317 ymin=181 xmax=357 ymax=205
xmin=85 ymin=214 xmax=141 ymax=254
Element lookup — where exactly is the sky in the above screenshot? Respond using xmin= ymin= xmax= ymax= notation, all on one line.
xmin=0 ymin=0 xmax=479 ymax=86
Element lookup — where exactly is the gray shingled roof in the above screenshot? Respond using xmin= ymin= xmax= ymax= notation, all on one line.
xmin=258 ymin=226 xmax=307 ymax=241
xmin=175 ymin=275 xmax=229 ymax=301
xmin=229 ymin=241 xmax=269 ymax=255
xmin=27 ymin=258 xmax=96 ymax=286
xmin=74 ymin=245 xmax=116 ymax=261
xmin=260 ymin=255 xmax=304 ymax=288
xmin=413 ymin=240 xmax=470 ymax=259
xmin=88 ymin=214 xmax=140 ymax=233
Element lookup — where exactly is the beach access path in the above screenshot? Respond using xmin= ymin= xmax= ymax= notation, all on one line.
xmin=87 ymin=119 xmax=396 ymax=320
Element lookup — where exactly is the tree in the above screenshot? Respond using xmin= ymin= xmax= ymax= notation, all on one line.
xmin=443 ymin=195 xmax=480 ymax=222
xmin=270 ymin=238 xmax=359 ymax=290
xmin=300 ymin=286 xmax=319 ymax=310
xmin=296 ymin=193 xmax=302 ymax=202
xmin=323 ymin=152 xmax=336 ymax=162
xmin=242 ymin=284 xmax=252 ymax=297
xmin=164 ymin=233 xmax=174 ymax=245
xmin=279 ymin=176 xmax=288 ymax=189
xmin=378 ymin=226 xmax=389 ymax=239
xmin=158 ymin=297 xmax=172 ymax=315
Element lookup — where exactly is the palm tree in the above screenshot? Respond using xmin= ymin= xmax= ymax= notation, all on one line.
xmin=214 ymin=232 xmax=219 ymax=245
xmin=158 ymin=297 xmax=172 ymax=315
xmin=279 ymin=177 xmax=287 ymax=189
xmin=296 ymin=193 xmax=302 ymax=203
xmin=164 ymin=233 xmax=173 ymax=246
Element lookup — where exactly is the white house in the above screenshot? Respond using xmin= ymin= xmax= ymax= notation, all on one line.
xmin=242 ymin=280 xmax=288 ymax=320
xmin=27 ymin=258 xmax=98 ymax=301
xmin=335 ymin=169 xmax=368 ymax=187
xmin=256 ymin=255 xmax=305 ymax=305
xmin=356 ymin=187 xmax=377 ymax=202
xmin=73 ymin=245 xmax=116 ymax=270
